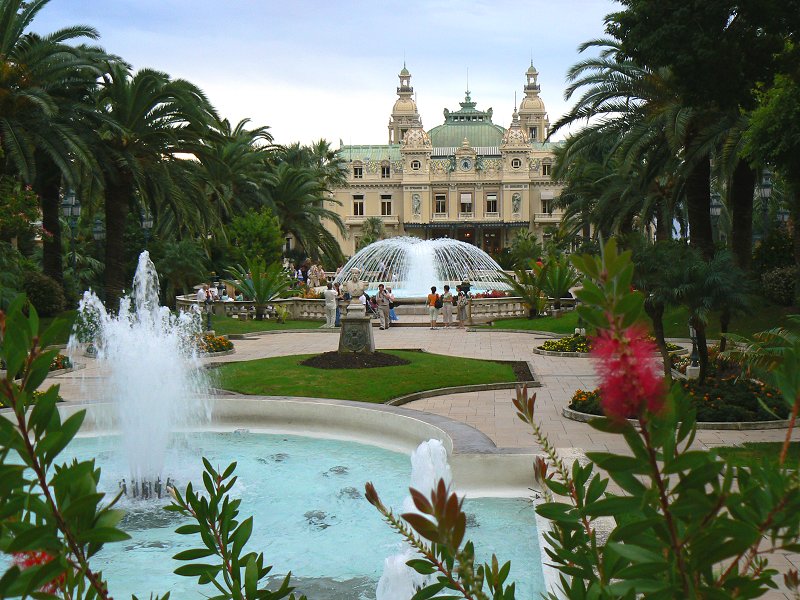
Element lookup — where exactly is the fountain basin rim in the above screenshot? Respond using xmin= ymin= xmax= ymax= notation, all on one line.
xmin=43 ymin=397 xmax=541 ymax=498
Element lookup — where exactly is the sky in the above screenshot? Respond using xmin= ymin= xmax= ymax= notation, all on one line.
xmin=34 ymin=0 xmax=619 ymax=146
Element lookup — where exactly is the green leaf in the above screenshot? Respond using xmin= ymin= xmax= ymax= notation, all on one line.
xmin=77 ymin=527 xmax=131 ymax=544
xmin=406 ymin=558 xmax=437 ymax=575
xmin=411 ymin=582 xmax=446 ymax=599
xmin=606 ymin=541 xmax=665 ymax=564
xmin=175 ymin=524 xmax=202 ymax=535
xmin=231 ymin=516 xmax=253 ymax=558
xmin=173 ymin=548 xmax=216 ymax=561
xmin=174 ymin=563 xmax=223 ymax=578
xmin=244 ymin=555 xmax=258 ymax=598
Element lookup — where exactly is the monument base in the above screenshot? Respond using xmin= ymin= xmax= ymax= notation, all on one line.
xmin=338 ymin=316 xmax=375 ymax=353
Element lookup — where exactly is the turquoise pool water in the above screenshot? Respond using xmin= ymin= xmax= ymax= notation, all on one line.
xmin=46 ymin=432 xmax=545 ymax=598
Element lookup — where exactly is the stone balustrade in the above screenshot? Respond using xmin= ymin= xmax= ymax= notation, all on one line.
xmin=176 ymin=294 xmax=576 ymax=324
xmin=175 ymin=296 xmax=327 ymax=321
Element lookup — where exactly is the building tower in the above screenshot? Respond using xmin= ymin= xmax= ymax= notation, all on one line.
xmin=388 ymin=63 xmax=421 ymax=144
xmin=518 ymin=61 xmax=549 ymax=142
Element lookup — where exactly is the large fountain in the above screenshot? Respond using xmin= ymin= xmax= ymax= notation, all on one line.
xmin=333 ymin=237 xmax=511 ymax=298
xmin=69 ymin=252 xmax=209 ymax=497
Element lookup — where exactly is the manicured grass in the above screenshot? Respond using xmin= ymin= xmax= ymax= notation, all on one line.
xmin=715 ymin=442 xmax=800 ymax=467
xmin=210 ymin=315 xmax=321 ymax=335
xmin=485 ymin=311 xmax=579 ymax=334
xmin=214 ymin=350 xmax=517 ymax=403
xmin=486 ymin=302 xmax=798 ymax=338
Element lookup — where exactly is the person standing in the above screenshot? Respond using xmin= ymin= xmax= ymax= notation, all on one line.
xmin=323 ymin=282 xmax=337 ymax=328
xmin=441 ymin=285 xmax=454 ymax=329
xmin=427 ymin=286 xmax=440 ymax=330
xmin=456 ymin=289 xmax=469 ymax=328
xmin=387 ymin=287 xmax=398 ymax=322
xmin=333 ymin=282 xmax=344 ymax=326
xmin=376 ymin=284 xmax=391 ymax=330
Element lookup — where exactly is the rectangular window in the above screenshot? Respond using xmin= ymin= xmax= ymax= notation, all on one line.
xmin=541 ymin=198 xmax=550 ymax=214
xmin=353 ymin=195 xmax=364 ymax=216
xmin=485 ymin=193 xmax=497 ymax=214
xmin=381 ymin=194 xmax=392 ymax=216
xmin=542 ymin=163 xmax=551 ymax=176
xmin=434 ymin=194 xmax=447 ymax=214
xmin=529 ymin=127 xmax=537 ymax=140
xmin=460 ymin=192 xmax=472 ymax=214
xmin=381 ymin=165 xmax=390 ymax=178
xmin=353 ymin=165 xmax=363 ymax=179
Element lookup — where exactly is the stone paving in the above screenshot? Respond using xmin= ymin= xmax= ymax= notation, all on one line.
xmin=49 ymin=324 xmax=800 ymax=598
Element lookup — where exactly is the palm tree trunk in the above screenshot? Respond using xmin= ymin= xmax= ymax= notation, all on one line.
xmin=730 ymin=161 xmax=756 ymax=272
xmin=104 ymin=178 xmax=131 ymax=307
xmin=37 ymin=168 xmax=64 ymax=285
xmin=792 ymin=187 xmax=800 ymax=308
xmin=645 ymin=301 xmax=672 ymax=382
xmin=686 ymin=156 xmax=714 ymax=261
xmin=719 ymin=307 xmax=730 ymax=352
xmin=693 ymin=316 xmax=710 ymax=384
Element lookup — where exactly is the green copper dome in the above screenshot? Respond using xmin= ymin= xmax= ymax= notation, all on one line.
xmin=427 ymin=91 xmax=505 ymax=148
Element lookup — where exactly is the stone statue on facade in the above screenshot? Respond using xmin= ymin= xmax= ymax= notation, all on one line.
xmin=412 ymin=194 xmax=421 ymax=215
xmin=512 ymin=193 xmax=522 ymax=214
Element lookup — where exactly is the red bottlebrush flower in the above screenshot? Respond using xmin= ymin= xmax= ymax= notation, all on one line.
xmin=12 ymin=551 xmax=65 ymax=593
xmin=591 ymin=326 xmax=665 ymax=421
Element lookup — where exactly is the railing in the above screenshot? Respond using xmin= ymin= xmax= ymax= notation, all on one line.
xmin=468 ymin=296 xmax=578 ymax=324
xmin=534 ymin=212 xmax=561 ymax=223
xmin=175 ymin=296 xmax=326 ymax=321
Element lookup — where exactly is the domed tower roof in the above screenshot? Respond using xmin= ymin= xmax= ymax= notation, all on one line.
xmin=518 ymin=61 xmax=549 ymax=141
xmin=401 ymin=118 xmax=432 ymax=149
xmin=388 ymin=63 xmax=421 ymax=143
xmin=501 ymin=108 xmax=529 ymax=147
xmin=427 ymin=90 xmax=505 ymax=148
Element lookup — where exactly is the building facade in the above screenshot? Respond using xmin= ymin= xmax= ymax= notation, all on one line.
xmin=328 ymin=64 xmax=564 ymax=257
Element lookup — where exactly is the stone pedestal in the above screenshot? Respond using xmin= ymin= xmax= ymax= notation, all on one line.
xmin=338 ymin=302 xmax=375 ymax=353
xmin=686 ymin=365 xmax=700 ymax=380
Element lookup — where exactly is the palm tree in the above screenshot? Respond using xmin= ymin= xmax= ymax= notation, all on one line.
xmin=93 ymin=62 xmax=217 ymax=304
xmin=263 ymin=162 xmax=345 ymax=265
xmin=357 ymin=216 xmax=386 ymax=250
xmin=541 ymin=255 xmax=580 ymax=311
xmin=191 ymin=116 xmax=275 ymax=223
xmin=500 ymin=265 xmax=549 ymax=319
xmin=223 ymin=256 xmax=298 ymax=320
xmin=0 ymin=0 xmax=111 ymax=284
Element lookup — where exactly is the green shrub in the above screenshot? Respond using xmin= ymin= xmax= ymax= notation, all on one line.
xmin=761 ymin=265 xmax=796 ymax=306
xmin=22 ymin=271 xmax=66 ymax=316
xmin=570 ymin=378 xmax=787 ymax=422
xmin=753 ymin=227 xmax=794 ymax=272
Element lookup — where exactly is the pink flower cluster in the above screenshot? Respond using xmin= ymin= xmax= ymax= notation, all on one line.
xmin=591 ymin=326 xmax=664 ymax=421
xmin=12 ymin=551 xmax=64 ymax=592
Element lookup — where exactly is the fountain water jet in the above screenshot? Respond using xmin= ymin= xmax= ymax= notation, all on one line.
xmin=376 ymin=439 xmax=453 ymax=599
xmin=334 ymin=237 xmax=510 ymax=298
xmin=69 ymin=252 xmax=210 ymax=495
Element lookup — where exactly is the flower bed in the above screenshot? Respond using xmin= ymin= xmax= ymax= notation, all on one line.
xmin=50 ymin=353 xmax=72 ymax=371
xmin=671 ymin=344 xmax=736 ymax=376
xmin=539 ymin=334 xmax=590 ymax=353
xmin=538 ymin=335 xmax=680 ymax=355
xmin=570 ymin=377 xmax=788 ymax=423
xmin=196 ymin=334 xmax=234 ymax=354
xmin=472 ymin=290 xmax=509 ymax=299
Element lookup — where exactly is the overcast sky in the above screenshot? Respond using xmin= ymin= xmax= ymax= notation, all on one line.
xmin=34 ymin=0 xmax=618 ymax=145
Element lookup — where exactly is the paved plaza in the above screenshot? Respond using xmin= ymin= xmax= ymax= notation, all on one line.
xmin=48 ymin=325 xmax=800 ymax=598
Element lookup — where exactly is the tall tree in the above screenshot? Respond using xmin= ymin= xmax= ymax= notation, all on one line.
xmin=0 ymin=0 xmax=110 ymax=283
xmin=93 ymin=63 xmax=216 ymax=304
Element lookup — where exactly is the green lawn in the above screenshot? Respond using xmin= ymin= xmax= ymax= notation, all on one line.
xmin=211 ymin=315 xmax=322 ymax=335
xmin=214 ymin=350 xmax=517 ymax=403
xmin=486 ymin=302 xmax=798 ymax=339
xmin=715 ymin=442 xmax=800 ymax=467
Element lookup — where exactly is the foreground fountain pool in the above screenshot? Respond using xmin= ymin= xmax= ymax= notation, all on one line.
xmin=71 ymin=431 xmax=544 ymax=599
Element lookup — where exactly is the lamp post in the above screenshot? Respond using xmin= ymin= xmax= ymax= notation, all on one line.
xmin=686 ymin=320 xmax=701 ymax=379
xmin=141 ymin=209 xmax=154 ymax=249
xmin=709 ymin=192 xmax=723 ymax=243
xmin=60 ymin=190 xmax=81 ymax=270
xmin=92 ymin=217 xmax=105 ymax=242
xmin=759 ymin=169 xmax=772 ymax=241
